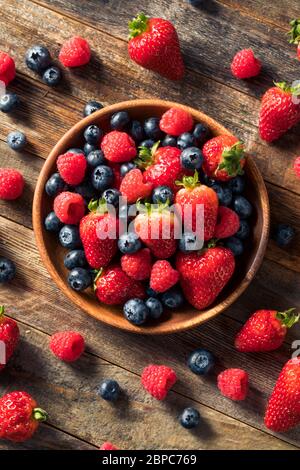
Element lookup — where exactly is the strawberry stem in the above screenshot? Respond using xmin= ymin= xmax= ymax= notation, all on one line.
xmin=175 ymin=170 xmax=200 ymax=189
xmin=288 ymin=19 xmax=300 ymax=45
xmin=88 ymin=198 xmax=108 ymax=214
xmin=32 ymin=408 xmax=48 ymax=422
xmin=135 ymin=141 xmax=160 ymax=169
xmin=128 ymin=13 xmax=150 ymax=40
xmin=93 ymin=268 xmax=104 ymax=290
xmin=0 ymin=305 xmax=4 ymax=319
xmin=276 ymin=308 xmax=300 ymax=328
xmin=275 ymin=81 xmax=300 ymax=96
xmin=218 ymin=141 xmax=245 ymax=177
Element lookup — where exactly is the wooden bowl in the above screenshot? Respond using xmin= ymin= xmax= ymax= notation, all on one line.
xmin=33 ymin=99 xmax=270 ymax=334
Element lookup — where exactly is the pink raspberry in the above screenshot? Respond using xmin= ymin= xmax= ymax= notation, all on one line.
xmin=54 ymin=191 xmax=85 ymax=224
xmin=59 ymin=36 xmax=91 ymax=67
xmin=120 ymin=168 xmax=152 ymax=203
xmin=231 ymin=49 xmax=261 ymax=79
xmin=217 ymin=368 xmax=249 ymax=401
xmin=57 ymin=151 xmax=87 ymax=185
xmin=50 ymin=331 xmax=85 ymax=362
xmin=121 ymin=248 xmax=152 ymax=281
xmin=293 ymin=156 xmax=300 ymax=179
xmin=150 ymin=260 xmax=179 ymax=293
xmin=141 ymin=364 xmax=177 ymax=400
xmin=159 ymin=107 xmax=193 ymax=136
xmin=101 ymin=131 xmax=137 ymax=163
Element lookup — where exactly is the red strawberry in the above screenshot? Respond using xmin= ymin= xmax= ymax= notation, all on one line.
xmin=101 ymin=131 xmax=137 ymax=163
xmin=217 ymin=369 xmax=249 ymax=401
xmin=265 ymin=358 xmax=300 ymax=432
xmin=150 ymin=260 xmax=179 ymax=293
xmin=235 ymin=308 xmax=299 ymax=353
xmin=100 ymin=442 xmax=119 ymax=450
xmin=54 ymin=191 xmax=85 ymax=224
xmin=294 ymin=156 xmax=300 ymax=179
xmin=288 ymin=19 xmax=300 ymax=60
xmin=0 ymin=306 xmax=19 ymax=372
xmin=214 ymin=206 xmax=240 ymax=239
xmin=231 ymin=49 xmax=261 ymax=79
xmin=259 ymin=82 xmax=300 ymax=142
xmin=128 ymin=13 xmax=185 ymax=81
xmin=79 ymin=200 xmax=118 ymax=269
xmin=50 ymin=331 xmax=85 ymax=362
xmin=176 ymin=246 xmax=235 ymax=310
xmin=121 ymin=248 xmax=152 ymax=280
xmin=0 ymin=168 xmax=24 ymax=200
xmin=202 ymin=135 xmax=245 ymax=181
xmin=0 ymin=51 xmax=16 ymax=85
xmin=141 ymin=364 xmax=177 ymax=400
xmin=120 ymin=168 xmax=153 ymax=203
xmin=57 ymin=151 xmax=86 ymax=185
xmin=0 ymin=391 xmax=47 ymax=442
xmin=59 ymin=36 xmax=91 ymax=67
xmin=159 ymin=107 xmax=193 ymax=136
xmin=94 ymin=265 xmax=145 ymax=305
xmin=175 ymin=171 xmax=218 ymax=241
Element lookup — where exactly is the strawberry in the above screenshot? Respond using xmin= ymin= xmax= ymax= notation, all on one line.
xmin=128 ymin=13 xmax=185 ymax=81
xmin=202 ymin=135 xmax=245 ymax=181
xmin=175 ymin=171 xmax=218 ymax=241
xmin=120 ymin=168 xmax=153 ymax=203
xmin=217 ymin=369 xmax=249 ymax=401
xmin=57 ymin=151 xmax=87 ymax=185
xmin=141 ymin=364 xmax=177 ymax=400
xmin=259 ymin=82 xmax=300 ymax=142
xmin=0 ymin=51 xmax=16 ymax=85
xmin=0 ymin=168 xmax=24 ymax=200
xmin=294 ymin=156 xmax=300 ymax=179
xmin=288 ymin=19 xmax=300 ymax=60
xmin=235 ymin=308 xmax=299 ymax=353
xmin=159 ymin=107 xmax=193 ymax=136
xmin=50 ymin=331 xmax=85 ymax=362
xmin=0 ymin=391 xmax=47 ymax=442
xmin=101 ymin=131 xmax=137 ymax=163
xmin=54 ymin=191 xmax=85 ymax=224
xmin=214 ymin=206 xmax=240 ymax=239
xmin=264 ymin=358 xmax=300 ymax=432
xmin=59 ymin=36 xmax=91 ymax=67
xmin=0 ymin=306 xmax=19 ymax=372
xmin=150 ymin=260 xmax=179 ymax=293
xmin=231 ymin=49 xmax=261 ymax=79
xmin=176 ymin=246 xmax=235 ymax=310
xmin=121 ymin=248 xmax=152 ymax=280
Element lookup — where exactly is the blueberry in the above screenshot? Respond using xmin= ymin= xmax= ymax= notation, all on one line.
xmin=25 ymin=45 xmax=51 ymax=73
xmin=145 ymin=297 xmax=163 ymax=319
xmin=228 ymin=176 xmax=245 ymax=194
xmin=86 ymin=150 xmax=105 ymax=168
xmin=68 ymin=267 xmax=92 ymax=291
xmin=177 ymin=132 xmax=195 ymax=150
xmin=110 ymin=111 xmax=130 ymax=131
xmin=179 ymin=232 xmax=202 ymax=253
xmin=97 ymin=379 xmax=120 ymax=401
xmin=193 ymin=123 xmax=210 ymax=146
xmin=152 ymin=185 xmax=174 ymax=205
xmin=146 ymin=287 xmax=159 ymax=298
xmin=140 ymin=139 xmax=155 ymax=149
xmin=123 ymin=298 xmax=149 ymax=325
xmin=180 ymin=147 xmax=203 ymax=170
xmin=45 ymin=173 xmax=67 ymax=197
xmin=187 ymin=349 xmax=215 ymax=375
xmin=68 ymin=148 xmax=84 ymax=154
xmin=83 ymin=100 xmax=104 ymax=117
xmin=211 ymin=183 xmax=232 ymax=207
xmin=161 ymin=287 xmax=184 ymax=309
xmin=92 ymin=165 xmax=114 ymax=191
xmin=144 ymin=117 xmax=163 ymax=140
xmin=0 ymin=93 xmax=20 ymax=113
xmin=102 ymin=188 xmax=121 ymax=208
xmin=74 ymin=184 xmax=97 ymax=201
xmin=64 ymin=250 xmax=88 ymax=270
xmin=224 ymin=236 xmax=244 ymax=256
xmin=7 ymin=131 xmax=27 ymax=151
xmin=84 ymin=125 xmax=103 ymax=145
xmin=42 ymin=66 xmax=62 ymax=86
xmin=44 ymin=211 xmax=62 ymax=232
xmin=130 ymin=120 xmax=145 ymax=142
xmin=188 ymin=0 xmax=204 ymax=6
xmin=233 ymin=195 xmax=252 ymax=218
xmin=179 ymin=407 xmax=200 ymax=429
xmin=118 ymin=232 xmax=141 ymax=254
xmin=162 ymin=135 xmax=177 ymax=147
xmin=84 ymin=142 xmax=97 ymax=156
xmin=120 ymin=162 xmax=137 ymax=177
xmin=59 ymin=225 xmax=81 ymax=249
xmin=236 ymin=219 xmax=250 ymax=240
xmin=0 ymin=257 xmax=16 ymax=283
xmin=273 ymin=224 xmax=295 ymax=247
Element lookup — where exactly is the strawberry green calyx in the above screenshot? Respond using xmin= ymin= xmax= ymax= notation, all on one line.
xmin=135 ymin=141 xmax=160 ymax=169
xmin=128 ymin=13 xmax=150 ymax=40
xmin=275 ymin=81 xmax=300 ymax=96
xmin=32 ymin=408 xmax=48 ymax=422
xmin=276 ymin=308 xmax=300 ymax=328
xmin=218 ymin=141 xmax=245 ymax=177
xmin=93 ymin=268 xmax=104 ymax=290
xmin=88 ymin=198 xmax=108 ymax=214
xmin=0 ymin=305 xmax=5 ymax=319
xmin=288 ymin=19 xmax=300 ymax=45
xmin=136 ymin=200 xmax=169 ymax=214
xmin=206 ymin=238 xmax=219 ymax=249
xmin=175 ymin=170 xmax=200 ymax=189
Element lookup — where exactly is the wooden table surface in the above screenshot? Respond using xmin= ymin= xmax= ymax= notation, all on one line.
xmin=0 ymin=0 xmax=300 ymax=450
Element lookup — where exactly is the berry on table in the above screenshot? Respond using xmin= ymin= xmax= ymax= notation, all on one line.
xmin=91 ymin=165 xmax=114 ymax=191
xmin=211 ymin=183 xmax=233 ymax=206
xmin=121 ymin=247 xmax=152 ymax=280
xmin=130 ymin=120 xmax=145 ymax=142
xmin=84 ymin=124 xmax=103 ymax=144
xmin=0 ymin=257 xmax=16 ymax=283
xmin=224 ymin=236 xmax=244 ymax=256
xmin=232 ymin=195 xmax=252 ymax=218
xmin=217 ymin=368 xmax=249 ymax=401
xmin=101 ymin=130 xmax=137 ymax=163
xmin=100 ymin=442 xmax=118 ymax=450
xmin=179 ymin=407 xmax=200 ymax=429
xmin=0 ymin=306 xmax=19 ymax=371
xmin=0 ymin=92 xmax=20 ymax=113
xmin=59 ymin=225 xmax=82 ymax=249
xmin=273 ymin=224 xmax=295 ymax=247
xmin=162 ymin=135 xmax=177 ymax=147
xmin=102 ymin=188 xmax=121 ymax=207
xmin=42 ymin=66 xmax=62 ymax=86
xmin=228 ymin=175 xmax=245 ymax=194
xmin=177 ymin=132 xmax=195 ymax=150
xmin=159 ymin=107 xmax=193 ymax=136
xmin=144 ymin=117 xmax=164 ymax=141
xmin=50 ymin=331 xmax=85 ymax=362
xmin=235 ymin=219 xmax=250 ymax=240
xmin=141 ymin=364 xmax=177 ymax=400
xmin=152 ymin=185 xmax=174 ymax=205
xmin=180 ymin=147 xmax=203 ymax=170
xmin=187 ymin=349 xmax=215 ymax=375
xmin=59 ymin=36 xmax=91 ymax=67
xmin=179 ymin=232 xmax=202 ymax=253
xmin=68 ymin=267 xmax=92 ymax=291
xmin=57 ymin=151 xmax=86 ymax=186
xmin=0 ymin=168 xmax=24 ymax=200
xmin=97 ymin=379 xmax=120 ymax=401
xmin=120 ymin=168 xmax=152 ymax=203
xmin=110 ymin=111 xmax=130 ymax=131
xmin=123 ymin=298 xmax=149 ymax=325
xmin=150 ymin=260 xmax=179 ymax=293
xmin=118 ymin=232 xmax=142 ymax=254
xmin=44 ymin=211 xmax=63 ymax=232
xmin=7 ymin=130 xmax=27 ymax=151
xmin=45 ymin=172 xmax=68 ymax=197
xmin=0 ymin=51 xmax=16 ymax=85
xmin=293 ymin=156 xmax=300 ymax=179
xmin=231 ymin=49 xmax=261 ymax=79
xmin=25 ymin=45 xmax=51 ymax=73
xmin=145 ymin=297 xmax=164 ymax=319
xmin=86 ymin=149 xmax=105 ymax=168
xmin=83 ymin=100 xmax=104 ymax=117
xmin=161 ymin=287 xmax=184 ymax=309
xmin=64 ymin=249 xmax=87 ymax=270
xmin=54 ymin=191 xmax=85 ymax=225
xmin=193 ymin=122 xmax=210 ymax=146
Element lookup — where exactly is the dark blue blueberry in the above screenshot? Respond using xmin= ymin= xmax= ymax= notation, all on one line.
xmin=25 ymin=45 xmax=51 ymax=73
xmin=84 ymin=125 xmax=103 ymax=145
xmin=97 ymin=379 xmax=120 ymax=401
xmin=187 ymin=349 xmax=215 ymax=375
xmin=45 ymin=172 xmax=67 ymax=197
xmin=177 ymin=132 xmax=195 ymax=150
xmin=236 ymin=219 xmax=250 ymax=240
xmin=0 ymin=93 xmax=20 ymax=113
xmin=42 ymin=66 xmax=62 ymax=86
xmin=86 ymin=149 xmax=105 ymax=168
xmin=118 ymin=232 xmax=141 ymax=254
xmin=140 ymin=139 xmax=155 ymax=149
xmin=7 ymin=131 xmax=27 ymax=151
xmin=0 ymin=257 xmax=16 ymax=283
xmin=102 ymin=188 xmax=121 ymax=207
xmin=146 ymin=287 xmax=159 ymax=298
xmin=120 ymin=162 xmax=137 ymax=177
xmin=123 ymin=298 xmax=149 ymax=325
xmin=74 ymin=184 xmax=97 ymax=201
xmin=152 ymin=185 xmax=174 ymax=205
xmin=273 ymin=224 xmax=295 ymax=247
xmin=68 ymin=267 xmax=92 ymax=291
xmin=92 ymin=165 xmax=114 ymax=191
xmin=83 ymin=100 xmax=104 ymax=117
xmin=193 ymin=123 xmax=210 ymax=146
xmin=130 ymin=120 xmax=145 ymax=142
xmin=179 ymin=232 xmax=202 ymax=253
xmin=211 ymin=183 xmax=232 ymax=207
xmin=228 ymin=176 xmax=245 ymax=195
xmin=161 ymin=287 xmax=184 ymax=309
xmin=145 ymin=297 xmax=163 ymax=319
xmin=110 ymin=111 xmax=130 ymax=131
xmin=59 ymin=225 xmax=81 ymax=249
xmin=64 ymin=250 xmax=88 ymax=270
xmin=144 ymin=117 xmax=164 ymax=140
xmin=180 ymin=147 xmax=203 ymax=170
xmin=188 ymin=0 xmax=204 ymax=6
xmin=233 ymin=195 xmax=252 ymax=219
xmin=162 ymin=135 xmax=177 ymax=147
xmin=68 ymin=148 xmax=84 ymax=154
xmin=44 ymin=211 xmax=62 ymax=232
xmin=179 ymin=407 xmax=200 ymax=429
xmin=224 ymin=236 xmax=244 ymax=256
xmin=84 ymin=142 xmax=97 ymax=156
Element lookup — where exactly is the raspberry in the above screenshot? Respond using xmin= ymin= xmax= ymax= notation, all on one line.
xmin=120 ymin=168 xmax=152 ymax=203
xmin=231 ymin=49 xmax=261 ymax=79
xmin=59 ymin=36 xmax=91 ymax=67
xmin=217 ymin=368 xmax=249 ymax=401
xmin=293 ymin=156 xmax=300 ymax=179
xmin=0 ymin=51 xmax=16 ymax=85
xmin=121 ymin=248 xmax=152 ymax=280
xmin=101 ymin=131 xmax=137 ymax=163
xmin=54 ymin=191 xmax=85 ymax=224
xmin=57 ymin=151 xmax=87 ymax=185
xmin=150 ymin=260 xmax=179 ymax=293
xmin=141 ymin=364 xmax=177 ymax=400
xmin=0 ymin=168 xmax=24 ymax=200
xmin=50 ymin=331 xmax=85 ymax=362
xmin=100 ymin=442 xmax=118 ymax=450
xmin=214 ymin=206 xmax=240 ymax=239
xmin=159 ymin=107 xmax=193 ymax=136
